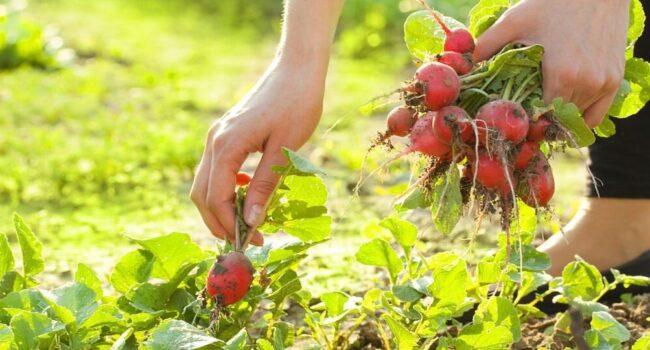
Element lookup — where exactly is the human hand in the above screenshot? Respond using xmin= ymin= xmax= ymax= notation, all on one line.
xmin=474 ymin=0 xmax=630 ymax=127
xmin=190 ymin=61 xmax=326 ymax=246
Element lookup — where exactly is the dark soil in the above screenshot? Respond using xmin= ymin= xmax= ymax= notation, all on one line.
xmin=334 ymin=294 xmax=650 ymax=349
xmin=515 ymin=294 xmax=650 ymax=349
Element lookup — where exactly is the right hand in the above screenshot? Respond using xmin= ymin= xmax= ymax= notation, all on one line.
xmin=190 ymin=61 xmax=326 ymax=246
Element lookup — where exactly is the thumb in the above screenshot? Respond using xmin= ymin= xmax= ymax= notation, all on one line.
xmin=243 ymin=146 xmax=286 ymax=229
xmin=473 ymin=14 xmax=520 ymax=62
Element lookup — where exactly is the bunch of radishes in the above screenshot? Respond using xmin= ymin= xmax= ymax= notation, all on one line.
xmin=375 ymin=1 xmax=568 ymax=230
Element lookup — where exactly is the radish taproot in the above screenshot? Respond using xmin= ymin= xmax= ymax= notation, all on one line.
xmin=476 ymin=100 xmax=530 ymax=145
xmin=206 ymin=251 xmax=254 ymax=306
xmin=436 ymin=51 xmax=473 ymax=75
xmin=432 ymin=105 xmax=474 ymax=144
xmin=414 ymin=62 xmax=460 ymax=111
xmin=386 ymin=106 xmax=417 ymax=137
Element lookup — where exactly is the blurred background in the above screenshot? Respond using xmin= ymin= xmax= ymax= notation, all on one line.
xmin=0 ymin=0 xmax=586 ymax=292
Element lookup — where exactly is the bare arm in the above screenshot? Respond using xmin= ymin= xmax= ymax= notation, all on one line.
xmin=191 ymin=0 xmax=344 ymax=245
xmin=475 ymin=0 xmax=629 ymax=127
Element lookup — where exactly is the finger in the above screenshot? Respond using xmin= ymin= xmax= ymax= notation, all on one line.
xmin=243 ymin=143 xmax=288 ymax=230
xmin=206 ymin=142 xmax=249 ymax=243
xmin=474 ymin=14 xmax=520 ymax=62
xmin=542 ymin=58 xmax=574 ymax=105
xmin=191 ymin=154 xmax=229 ymax=241
xmin=582 ymin=91 xmax=617 ymax=128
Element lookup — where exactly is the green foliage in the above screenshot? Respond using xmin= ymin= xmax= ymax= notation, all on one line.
xmin=0 ymin=0 xmax=67 ymax=70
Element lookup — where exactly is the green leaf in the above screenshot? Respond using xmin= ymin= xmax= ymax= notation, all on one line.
xmin=224 ymin=328 xmax=248 ymax=350
xmin=379 ymin=215 xmax=418 ymax=257
xmin=392 ymin=283 xmax=426 ymax=303
xmin=455 ymin=322 xmax=513 ymax=350
xmin=468 ymin=0 xmax=509 ymax=37
xmin=516 ymin=271 xmax=552 ymax=300
xmin=10 ymin=312 xmax=65 ymax=350
xmin=476 ymin=257 xmax=500 ymax=285
xmin=430 ymin=167 xmax=462 ymax=235
xmin=12 ymin=214 xmax=44 ymax=278
xmin=395 ymin=187 xmax=432 ymax=212
xmin=267 ymin=269 xmax=302 ymax=306
xmin=275 ymin=216 xmax=331 ymax=243
xmin=511 ymin=200 xmax=537 ymax=244
xmin=628 ymin=0 xmax=645 ymax=47
xmin=81 ymin=304 xmax=124 ymax=330
xmin=141 ymin=320 xmax=221 ymax=350
xmin=0 ymin=289 xmax=50 ymax=314
xmin=320 ymin=291 xmax=349 ymax=318
xmin=75 ymin=263 xmax=103 ymax=299
xmin=0 ymin=324 xmax=14 ymax=349
xmin=404 ymin=10 xmax=467 ymax=61
xmin=568 ymin=299 xmax=609 ymax=316
xmin=427 ymin=252 xmax=468 ymax=309
xmin=280 ymin=148 xmax=325 ymax=176
xmin=552 ymin=98 xmax=595 ymax=147
xmin=110 ymin=249 xmax=154 ymax=294
xmin=382 ymin=314 xmax=418 ymax=350
xmin=486 ymin=45 xmax=544 ymax=76
xmin=609 ymin=58 xmax=650 ymax=118
xmin=595 ymin=115 xmax=616 ymax=138
xmin=0 ymin=233 xmax=14 ymax=278
xmin=48 ymin=282 xmax=98 ymax=326
xmin=129 ymin=232 xmax=206 ymax=280
xmin=473 ymin=297 xmax=521 ymax=342
xmin=110 ymin=328 xmax=133 ymax=350
xmin=560 ymin=258 xmax=604 ymax=301
xmin=355 ymin=239 xmax=402 ymax=284
xmin=508 ymin=244 xmax=551 ymax=272
xmin=632 ymin=332 xmax=650 ymax=350
xmin=257 ymin=339 xmax=274 ymax=350
xmin=591 ymin=311 xmax=630 ymax=344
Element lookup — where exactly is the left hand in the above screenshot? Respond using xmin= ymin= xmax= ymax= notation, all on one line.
xmin=474 ymin=0 xmax=630 ymax=127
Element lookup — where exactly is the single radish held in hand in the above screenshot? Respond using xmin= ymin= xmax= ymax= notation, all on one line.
xmin=206 ymin=251 xmax=254 ymax=306
xmin=432 ymin=105 xmax=474 ymax=144
xmin=476 ymin=100 xmax=530 ymax=145
xmin=513 ymin=141 xmax=540 ymax=170
xmin=436 ymin=51 xmax=473 ymax=75
xmin=518 ymin=152 xmax=555 ymax=207
xmin=414 ymin=62 xmax=460 ymax=111
xmin=386 ymin=106 xmax=417 ymax=137
xmin=236 ymin=172 xmax=252 ymax=186
xmin=415 ymin=0 xmax=475 ymax=54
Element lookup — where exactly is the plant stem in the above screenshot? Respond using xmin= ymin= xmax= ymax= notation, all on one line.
xmin=414 ymin=0 xmax=451 ymax=34
xmin=501 ymin=77 xmax=514 ymax=101
xmin=460 ymin=70 xmax=491 ymax=84
xmin=511 ymin=72 xmax=539 ymax=102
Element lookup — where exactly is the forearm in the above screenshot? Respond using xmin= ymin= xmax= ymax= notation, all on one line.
xmin=276 ymin=0 xmax=344 ymax=74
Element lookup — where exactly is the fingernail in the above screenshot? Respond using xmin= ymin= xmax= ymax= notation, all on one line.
xmin=246 ymin=205 xmax=263 ymax=227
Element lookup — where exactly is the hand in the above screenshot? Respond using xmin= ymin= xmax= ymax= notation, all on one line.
xmin=190 ymin=61 xmax=326 ymax=246
xmin=474 ymin=0 xmax=629 ymax=127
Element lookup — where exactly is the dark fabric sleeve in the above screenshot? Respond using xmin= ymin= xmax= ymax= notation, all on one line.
xmin=587 ymin=1 xmax=650 ymax=198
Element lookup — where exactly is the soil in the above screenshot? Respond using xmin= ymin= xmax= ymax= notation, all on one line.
xmin=324 ymin=294 xmax=650 ymax=350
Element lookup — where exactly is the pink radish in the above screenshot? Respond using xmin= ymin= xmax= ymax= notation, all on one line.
xmin=432 ymin=106 xmax=474 ymax=144
xmin=518 ymin=152 xmax=555 ymax=207
xmin=415 ymin=0 xmax=475 ymax=54
xmin=476 ymin=100 xmax=530 ymax=145
xmin=386 ymin=106 xmax=417 ymax=137
xmin=414 ymin=62 xmax=460 ymax=111
xmin=437 ymin=51 xmax=473 ymax=75
xmin=514 ymin=141 xmax=539 ymax=170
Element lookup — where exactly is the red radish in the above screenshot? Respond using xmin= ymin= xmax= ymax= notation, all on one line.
xmin=432 ymin=106 xmax=474 ymax=144
xmin=386 ymin=106 xmax=417 ymax=137
xmin=236 ymin=172 xmax=251 ymax=186
xmin=475 ymin=100 xmax=530 ymax=145
xmin=513 ymin=141 xmax=539 ymax=170
xmin=414 ymin=62 xmax=460 ymax=111
xmin=407 ymin=112 xmax=451 ymax=157
xmin=436 ymin=51 xmax=473 ymax=75
xmin=469 ymin=152 xmax=508 ymax=189
xmin=527 ymin=116 xmax=558 ymax=142
xmin=518 ymin=152 xmax=555 ymax=207
xmin=206 ymin=251 xmax=254 ymax=306
xmin=444 ymin=28 xmax=475 ymax=54
xmin=414 ymin=0 xmax=475 ymax=54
